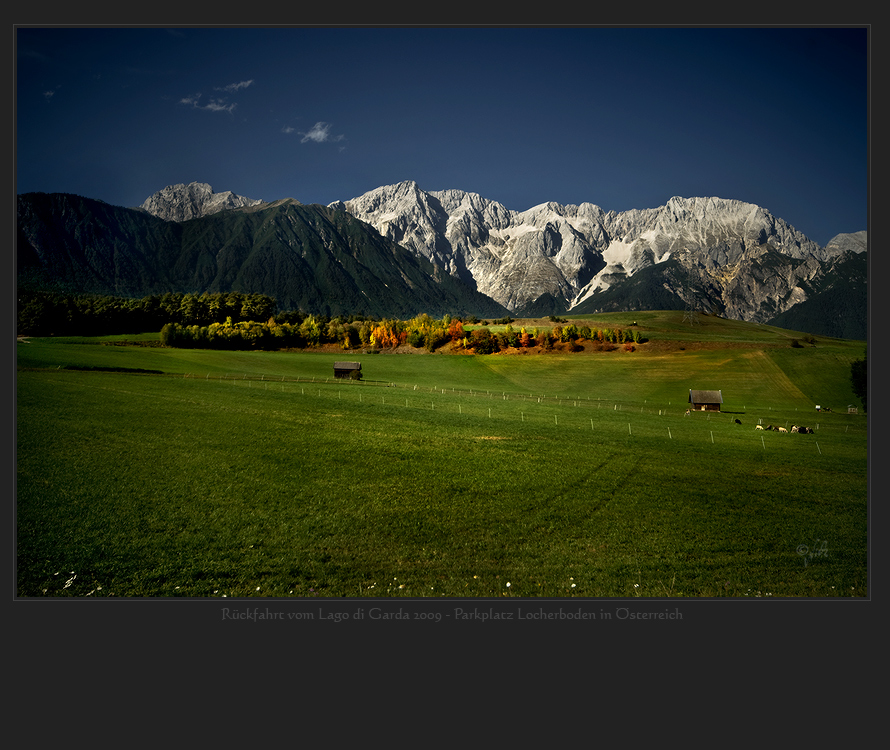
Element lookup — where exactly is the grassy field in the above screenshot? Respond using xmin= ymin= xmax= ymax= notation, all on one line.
xmin=16 ymin=312 xmax=868 ymax=598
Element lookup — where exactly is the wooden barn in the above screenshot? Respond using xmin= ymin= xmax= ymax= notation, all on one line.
xmin=689 ymin=389 xmax=723 ymax=412
xmin=333 ymin=361 xmax=362 ymax=380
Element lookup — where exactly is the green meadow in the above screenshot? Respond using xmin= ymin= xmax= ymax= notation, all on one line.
xmin=16 ymin=312 xmax=868 ymax=598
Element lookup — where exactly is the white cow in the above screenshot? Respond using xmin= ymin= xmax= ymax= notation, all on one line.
xmin=755 ymin=425 xmax=764 ymax=430
xmin=778 ymin=426 xmax=788 ymax=433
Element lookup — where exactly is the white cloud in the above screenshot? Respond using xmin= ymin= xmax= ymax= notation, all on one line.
xmin=179 ymin=80 xmax=252 ymax=114
xmin=298 ymin=121 xmax=345 ymax=144
xmin=216 ymin=80 xmax=254 ymax=93
xmin=203 ymin=98 xmax=237 ymax=113
xmin=180 ymin=93 xmax=236 ymax=114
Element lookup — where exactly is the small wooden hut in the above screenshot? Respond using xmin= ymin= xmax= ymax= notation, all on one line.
xmin=333 ymin=361 xmax=362 ymax=379
xmin=689 ymin=389 xmax=723 ymax=412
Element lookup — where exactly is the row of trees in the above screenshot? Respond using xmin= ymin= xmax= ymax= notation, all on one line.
xmin=18 ymin=289 xmax=646 ymax=355
xmin=17 ymin=290 xmax=280 ymax=336
xmin=158 ymin=313 xmax=467 ymax=352
xmin=464 ymin=324 xmax=643 ymax=354
xmin=158 ymin=314 xmax=648 ymax=353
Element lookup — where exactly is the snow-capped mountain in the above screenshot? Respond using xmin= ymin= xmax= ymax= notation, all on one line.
xmin=330 ymin=181 xmax=864 ymax=324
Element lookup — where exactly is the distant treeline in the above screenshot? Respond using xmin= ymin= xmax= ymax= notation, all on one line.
xmin=161 ymin=315 xmax=645 ymax=353
xmin=160 ymin=314 xmax=455 ymax=351
xmin=461 ymin=323 xmax=643 ymax=354
xmin=18 ymin=290 xmax=285 ymax=337
xmin=17 ymin=290 xmax=646 ymax=354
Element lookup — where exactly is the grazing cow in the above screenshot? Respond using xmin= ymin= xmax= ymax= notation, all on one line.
xmin=685 ymin=409 xmax=691 ymax=416
xmin=791 ymin=425 xmax=799 ymax=433
xmin=755 ymin=425 xmax=764 ymax=430
xmin=734 ymin=419 xmax=742 ymax=425
xmin=778 ymin=426 xmax=788 ymax=433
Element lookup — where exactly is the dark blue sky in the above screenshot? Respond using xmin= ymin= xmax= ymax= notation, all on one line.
xmin=16 ymin=26 xmax=868 ymax=246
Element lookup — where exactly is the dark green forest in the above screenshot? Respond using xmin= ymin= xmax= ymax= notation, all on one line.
xmin=17 ymin=193 xmax=512 ymax=321
xmin=850 ymin=348 xmax=867 ymax=412
xmin=17 ymin=290 xmax=280 ymax=337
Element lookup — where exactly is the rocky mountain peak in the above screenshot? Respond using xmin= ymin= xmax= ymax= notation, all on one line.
xmin=824 ymin=230 xmax=867 ymax=255
xmin=139 ymin=181 xmax=263 ymax=222
xmin=331 ymin=181 xmax=865 ymax=325
xmin=17 ymin=179 xmax=867 ymax=339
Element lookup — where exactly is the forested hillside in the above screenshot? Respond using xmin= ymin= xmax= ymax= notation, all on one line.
xmin=17 ymin=192 xmax=510 ymax=320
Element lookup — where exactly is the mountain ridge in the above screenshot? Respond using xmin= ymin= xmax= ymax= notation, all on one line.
xmin=325 ymin=180 xmax=864 ymax=329
xmin=17 ymin=191 xmax=510 ymax=319
xmin=17 ymin=181 xmax=867 ymax=339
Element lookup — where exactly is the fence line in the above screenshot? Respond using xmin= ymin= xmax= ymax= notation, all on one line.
xmin=173 ymin=372 xmax=859 ymax=446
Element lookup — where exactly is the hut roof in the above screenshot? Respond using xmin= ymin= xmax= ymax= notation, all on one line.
xmin=334 ymin=361 xmax=361 ymax=370
xmin=689 ymin=389 xmax=723 ymax=403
